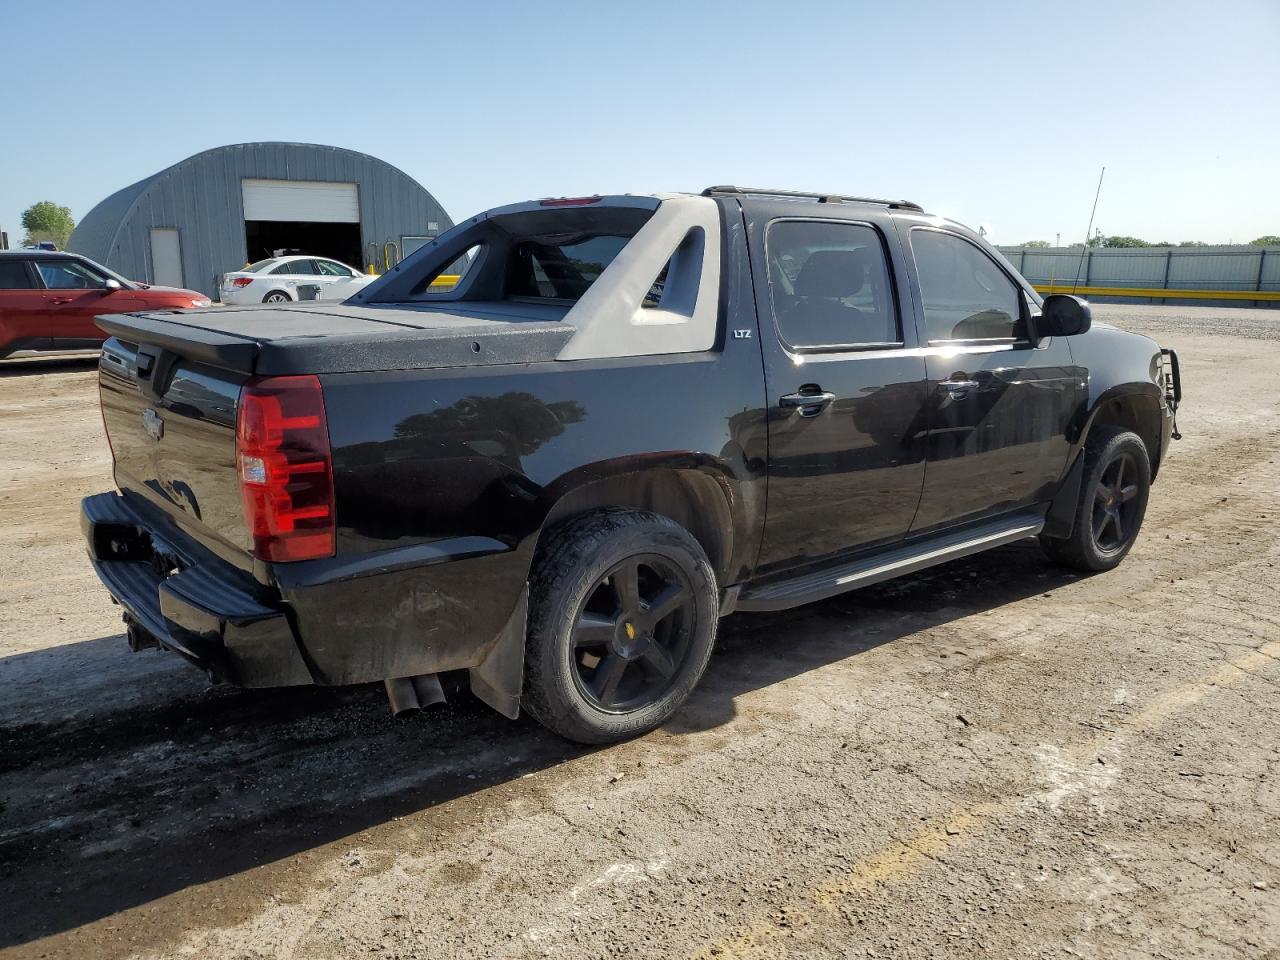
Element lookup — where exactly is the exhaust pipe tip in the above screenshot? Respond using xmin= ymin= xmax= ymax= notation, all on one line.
xmin=384 ymin=674 xmax=447 ymax=717
xmin=125 ymin=620 xmax=160 ymax=653
xmin=385 ymin=676 xmax=421 ymax=717
xmin=411 ymin=673 xmax=446 ymax=709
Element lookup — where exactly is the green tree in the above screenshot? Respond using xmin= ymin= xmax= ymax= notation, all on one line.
xmin=1098 ymin=235 xmax=1151 ymax=248
xmin=21 ymin=201 xmax=75 ymax=249
xmin=1250 ymin=235 xmax=1280 ymax=246
xmin=1022 ymin=240 xmax=1051 ymax=248
xmin=1177 ymin=241 xmax=1208 ymax=247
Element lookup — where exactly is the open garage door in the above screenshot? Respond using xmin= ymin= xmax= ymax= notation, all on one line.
xmin=241 ymin=179 xmax=363 ymax=269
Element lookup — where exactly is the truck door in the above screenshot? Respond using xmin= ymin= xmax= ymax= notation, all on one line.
xmin=898 ymin=226 xmax=1081 ymax=533
xmin=748 ymin=208 xmax=929 ymax=578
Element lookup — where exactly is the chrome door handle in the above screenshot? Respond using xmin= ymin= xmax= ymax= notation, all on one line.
xmin=940 ymin=379 xmax=978 ymax=398
xmin=780 ymin=391 xmax=836 ymax=416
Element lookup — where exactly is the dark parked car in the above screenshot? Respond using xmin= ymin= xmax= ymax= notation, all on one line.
xmin=81 ymin=187 xmax=1180 ymax=743
xmin=0 ymin=250 xmax=209 ymax=359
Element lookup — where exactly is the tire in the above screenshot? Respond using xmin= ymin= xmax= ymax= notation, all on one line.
xmin=262 ymin=291 xmax=291 ymax=304
xmin=1040 ymin=426 xmax=1151 ymax=572
xmin=523 ymin=509 xmax=719 ymax=744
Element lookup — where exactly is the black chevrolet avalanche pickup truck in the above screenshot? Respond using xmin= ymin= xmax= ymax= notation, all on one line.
xmin=82 ymin=187 xmax=1181 ymax=743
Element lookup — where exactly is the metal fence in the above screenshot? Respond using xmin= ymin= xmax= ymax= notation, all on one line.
xmin=995 ymin=245 xmax=1280 ymax=307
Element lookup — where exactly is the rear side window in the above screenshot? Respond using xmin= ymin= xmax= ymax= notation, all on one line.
xmin=766 ymin=220 xmax=898 ymax=350
xmin=0 ymin=261 xmax=34 ymax=289
xmin=911 ymin=230 xmax=1025 ymax=343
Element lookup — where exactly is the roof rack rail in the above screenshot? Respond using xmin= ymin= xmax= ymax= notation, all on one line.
xmin=701 ymin=185 xmax=924 ymax=214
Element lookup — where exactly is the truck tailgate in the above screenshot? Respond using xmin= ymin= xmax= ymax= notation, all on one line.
xmin=99 ymin=337 xmax=253 ymax=562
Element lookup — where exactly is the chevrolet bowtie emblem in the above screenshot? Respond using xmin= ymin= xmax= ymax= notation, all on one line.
xmin=142 ymin=408 xmax=164 ymax=441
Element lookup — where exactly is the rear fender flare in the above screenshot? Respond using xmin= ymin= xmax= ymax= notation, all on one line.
xmin=535 ymin=454 xmax=743 ymax=583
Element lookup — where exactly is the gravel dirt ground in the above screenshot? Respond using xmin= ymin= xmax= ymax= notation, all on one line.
xmin=1 ymin=304 xmax=1277 ymax=959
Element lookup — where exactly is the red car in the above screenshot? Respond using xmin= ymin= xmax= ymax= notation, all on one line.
xmin=0 ymin=251 xmax=210 ymax=358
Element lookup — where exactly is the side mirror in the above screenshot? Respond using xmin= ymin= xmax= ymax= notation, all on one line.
xmin=103 ymin=278 xmax=123 ymax=292
xmin=1037 ymin=294 xmax=1091 ymax=338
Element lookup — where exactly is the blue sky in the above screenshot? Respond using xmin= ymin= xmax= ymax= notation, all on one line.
xmin=3 ymin=0 xmax=1277 ymax=247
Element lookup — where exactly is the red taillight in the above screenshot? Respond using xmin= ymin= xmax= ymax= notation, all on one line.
xmin=232 ymin=277 xmax=254 ymax=288
xmin=236 ymin=375 xmax=335 ymax=562
xmin=539 ymin=196 xmax=602 ymax=207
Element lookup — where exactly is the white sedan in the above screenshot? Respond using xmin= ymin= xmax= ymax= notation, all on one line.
xmin=220 ymin=256 xmax=376 ymax=305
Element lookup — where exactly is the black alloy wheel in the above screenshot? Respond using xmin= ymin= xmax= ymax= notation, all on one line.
xmin=523 ymin=509 xmax=719 ymax=744
xmin=1091 ymin=450 xmax=1142 ymax=555
xmin=570 ymin=555 xmax=695 ymax=713
xmin=1041 ymin=426 xmax=1151 ymax=572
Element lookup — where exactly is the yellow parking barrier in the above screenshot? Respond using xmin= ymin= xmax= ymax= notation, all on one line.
xmin=1035 ymin=283 xmax=1280 ymax=303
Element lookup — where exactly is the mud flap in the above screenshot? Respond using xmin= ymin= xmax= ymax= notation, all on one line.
xmin=468 ymin=585 xmax=528 ymax=719
xmin=1041 ymin=449 xmax=1085 ymax=540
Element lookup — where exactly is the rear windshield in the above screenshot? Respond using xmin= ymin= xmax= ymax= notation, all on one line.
xmin=246 ymin=259 xmax=274 ymax=273
xmin=400 ymin=205 xmax=655 ymax=305
xmin=507 ymin=234 xmax=631 ymax=301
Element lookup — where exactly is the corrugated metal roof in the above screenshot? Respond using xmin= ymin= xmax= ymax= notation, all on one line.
xmin=67 ymin=173 xmax=158 ymax=264
xmin=67 ymin=142 xmax=454 ymax=297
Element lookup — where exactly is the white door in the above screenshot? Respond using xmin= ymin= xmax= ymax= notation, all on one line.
xmin=308 ymin=261 xmax=342 ymax=299
xmin=241 ymin=180 xmax=360 ymax=222
xmin=149 ymin=228 xmax=183 ymax=287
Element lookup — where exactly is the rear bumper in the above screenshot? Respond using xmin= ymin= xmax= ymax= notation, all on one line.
xmin=82 ymin=491 xmax=530 ymax=696
xmin=81 ymin=492 xmax=312 ymax=687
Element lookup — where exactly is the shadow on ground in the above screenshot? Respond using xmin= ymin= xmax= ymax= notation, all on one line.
xmin=0 ymin=356 xmax=98 ymax=377
xmin=0 ymin=540 xmax=1080 ymax=949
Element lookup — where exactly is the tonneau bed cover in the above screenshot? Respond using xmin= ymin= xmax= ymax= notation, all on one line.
xmin=94 ymin=302 xmax=576 ymax=375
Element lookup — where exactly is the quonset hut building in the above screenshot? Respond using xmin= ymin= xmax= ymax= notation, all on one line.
xmin=68 ymin=142 xmax=454 ymax=298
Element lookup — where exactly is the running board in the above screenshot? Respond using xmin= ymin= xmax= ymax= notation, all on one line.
xmin=736 ymin=514 xmax=1044 ymax=612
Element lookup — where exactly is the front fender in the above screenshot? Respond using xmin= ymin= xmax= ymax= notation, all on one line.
xmin=1067 ymin=323 xmax=1167 ymax=450
xmin=1078 ymin=380 xmax=1163 ymax=439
